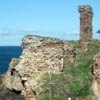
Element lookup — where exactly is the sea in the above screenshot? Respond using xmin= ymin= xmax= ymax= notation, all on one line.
xmin=0 ymin=46 xmax=22 ymax=74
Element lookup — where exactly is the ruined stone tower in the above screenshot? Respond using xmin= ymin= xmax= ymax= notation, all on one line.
xmin=78 ymin=5 xmax=93 ymax=52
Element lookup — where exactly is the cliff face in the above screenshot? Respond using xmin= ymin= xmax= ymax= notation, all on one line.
xmin=3 ymin=35 xmax=76 ymax=100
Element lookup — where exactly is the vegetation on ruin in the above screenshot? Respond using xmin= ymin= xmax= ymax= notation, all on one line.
xmin=38 ymin=39 xmax=100 ymax=100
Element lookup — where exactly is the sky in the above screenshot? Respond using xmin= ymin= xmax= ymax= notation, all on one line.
xmin=0 ymin=0 xmax=100 ymax=46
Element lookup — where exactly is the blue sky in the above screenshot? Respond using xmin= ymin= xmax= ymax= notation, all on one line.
xmin=0 ymin=0 xmax=100 ymax=46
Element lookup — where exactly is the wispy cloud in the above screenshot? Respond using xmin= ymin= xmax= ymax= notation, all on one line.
xmin=0 ymin=27 xmax=39 ymax=36
xmin=21 ymin=28 xmax=38 ymax=33
xmin=0 ymin=28 xmax=80 ymax=46
xmin=0 ymin=31 xmax=2 ymax=35
xmin=0 ymin=31 xmax=12 ymax=36
xmin=0 ymin=28 xmax=16 ymax=36
xmin=70 ymin=29 xmax=79 ymax=36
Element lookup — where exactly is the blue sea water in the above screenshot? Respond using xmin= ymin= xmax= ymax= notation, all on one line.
xmin=0 ymin=46 xmax=22 ymax=74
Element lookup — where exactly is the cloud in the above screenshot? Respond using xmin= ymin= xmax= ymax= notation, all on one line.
xmin=0 ymin=31 xmax=11 ymax=36
xmin=0 ymin=27 xmax=39 ymax=37
xmin=17 ymin=27 xmax=39 ymax=36
xmin=0 ymin=31 xmax=3 ymax=35
xmin=0 ymin=28 xmax=16 ymax=36
xmin=22 ymin=28 xmax=38 ymax=33
xmin=70 ymin=29 xmax=79 ymax=36
xmin=0 ymin=28 xmax=68 ymax=38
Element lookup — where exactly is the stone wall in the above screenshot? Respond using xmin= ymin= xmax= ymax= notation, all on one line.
xmin=92 ymin=53 xmax=100 ymax=100
xmin=3 ymin=35 xmax=76 ymax=100
xmin=78 ymin=5 xmax=93 ymax=52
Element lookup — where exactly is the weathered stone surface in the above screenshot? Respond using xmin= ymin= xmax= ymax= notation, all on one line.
xmin=78 ymin=5 xmax=93 ymax=52
xmin=3 ymin=58 xmax=21 ymax=90
xmin=92 ymin=53 xmax=100 ymax=100
xmin=3 ymin=35 xmax=76 ymax=100
xmin=0 ymin=75 xmax=25 ymax=100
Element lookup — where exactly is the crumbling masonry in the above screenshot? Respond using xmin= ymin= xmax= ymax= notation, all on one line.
xmin=78 ymin=5 xmax=93 ymax=52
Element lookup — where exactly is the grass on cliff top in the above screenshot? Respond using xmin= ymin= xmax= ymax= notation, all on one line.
xmin=38 ymin=39 xmax=100 ymax=100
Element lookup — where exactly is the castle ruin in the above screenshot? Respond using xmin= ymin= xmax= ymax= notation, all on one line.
xmin=78 ymin=5 xmax=93 ymax=52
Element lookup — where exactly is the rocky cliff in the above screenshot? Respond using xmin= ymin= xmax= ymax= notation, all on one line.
xmin=3 ymin=35 xmax=76 ymax=100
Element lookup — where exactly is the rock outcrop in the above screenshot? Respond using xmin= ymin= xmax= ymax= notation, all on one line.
xmin=3 ymin=35 xmax=76 ymax=100
xmin=0 ymin=75 xmax=25 ymax=100
xmin=78 ymin=5 xmax=93 ymax=52
xmin=92 ymin=53 xmax=100 ymax=100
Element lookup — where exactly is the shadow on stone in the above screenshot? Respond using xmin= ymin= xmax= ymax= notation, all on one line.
xmin=0 ymin=75 xmax=25 ymax=100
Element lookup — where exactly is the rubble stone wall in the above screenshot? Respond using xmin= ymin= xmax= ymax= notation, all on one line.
xmin=3 ymin=35 xmax=75 ymax=100
xmin=78 ymin=5 xmax=93 ymax=52
xmin=92 ymin=53 xmax=100 ymax=100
